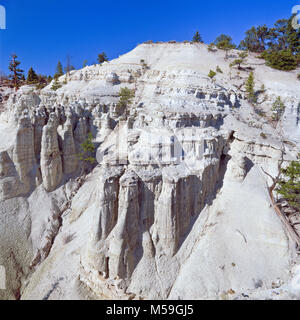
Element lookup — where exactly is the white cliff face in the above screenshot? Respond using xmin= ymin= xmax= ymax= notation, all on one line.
xmin=0 ymin=43 xmax=299 ymax=300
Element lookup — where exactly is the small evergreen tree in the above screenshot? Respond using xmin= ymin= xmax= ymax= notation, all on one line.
xmin=79 ymin=132 xmax=96 ymax=163
xmin=231 ymin=51 xmax=248 ymax=68
xmin=27 ymin=67 xmax=39 ymax=84
xmin=192 ymin=31 xmax=203 ymax=43
xmin=208 ymin=70 xmax=217 ymax=79
xmin=51 ymin=75 xmax=62 ymax=91
xmin=55 ymin=61 xmax=64 ymax=78
xmin=117 ymin=87 xmax=135 ymax=117
xmin=214 ymin=34 xmax=236 ymax=58
xmin=239 ymin=51 xmax=248 ymax=59
xmin=276 ymin=154 xmax=300 ymax=211
xmin=8 ymin=54 xmax=24 ymax=91
xmin=78 ymin=132 xmax=96 ymax=174
xmin=231 ymin=59 xmax=243 ymax=69
xmin=271 ymin=96 xmax=285 ymax=121
xmin=97 ymin=52 xmax=108 ymax=64
xmin=245 ymin=71 xmax=256 ymax=104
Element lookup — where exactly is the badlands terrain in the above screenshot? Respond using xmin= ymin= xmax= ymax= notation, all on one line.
xmin=0 ymin=42 xmax=299 ymax=300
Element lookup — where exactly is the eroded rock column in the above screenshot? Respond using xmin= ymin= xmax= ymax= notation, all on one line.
xmin=40 ymin=113 xmax=63 ymax=192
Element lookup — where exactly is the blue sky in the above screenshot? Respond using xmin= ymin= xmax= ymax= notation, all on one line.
xmin=0 ymin=0 xmax=298 ymax=76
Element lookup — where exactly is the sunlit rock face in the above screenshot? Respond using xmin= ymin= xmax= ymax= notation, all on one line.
xmin=0 ymin=42 xmax=299 ymax=300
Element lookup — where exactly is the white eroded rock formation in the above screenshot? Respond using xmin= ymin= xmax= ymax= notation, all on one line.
xmin=0 ymin=42 xmax=299 ymax=300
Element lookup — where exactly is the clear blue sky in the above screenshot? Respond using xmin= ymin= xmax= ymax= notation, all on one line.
xmin=0 ymin=0 xmax=298 ymax=76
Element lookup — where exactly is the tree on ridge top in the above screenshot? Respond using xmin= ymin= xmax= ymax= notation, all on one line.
xmin=8 ymin=54 xmax=24 ymax=91
xmin=192 ymin=31 xmax=203 ymax=43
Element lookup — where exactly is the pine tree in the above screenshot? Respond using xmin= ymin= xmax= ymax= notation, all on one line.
xmin=78 ymin=132 xmax=96 ymax=175
xmin=51 ymin=75 xmax=62 ymax=91
xmin=245 ymin=71 xmax=256 ymax=104
xmin=262 ymin=50 xmax=298 ymax=71
xmin=8 ymin=54 xmax=24 ymax=91
xmin=117 ymin=87 xmax=135 ymax=118
xmin=27 ymin=67 xmax=39 ymax=84
xmin=276 ymin=154 xmax=300 ymax=210
xmin=78 ymin=132 xmax=96 ymax=164
xmin=214 ymin=35 xmax=236 ymax=49
xmin=97 ymin=52 xmax=108 ymax=64
xmin=55 ymin=61 xmax=64 ymax=78
xmin=271 ymin=96 xmax=285 ymax=121
xmin=192 ymin=31 xmax=203 ymax=43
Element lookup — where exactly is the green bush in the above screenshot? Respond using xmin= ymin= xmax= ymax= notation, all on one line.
xmin=117 ymin=87 xmax=135 ymax=117
xmin=51 ymin=76 xmax=62 ymax=91
xmin=192 ymin=31 xmax=203 ymax=43
xmin=208 ymin=70 xmax=217 ymax=79
xmin=271 ymin=96 xmax=285 ymax=121
xmin=78 ymin=132 xmax=96 ymax=164
xmin=260 ymin=132 xmax=267 ymax=139
xmin=245 ymin=71 xmax=256 ymax=104
xmin=36 ymin=82 xmax=47 ymax=90
xmin=261 ymin=50 xmax=298 ymax=71
xmin=207 ymin=43 xmax=217 ymax=52
xmin=276 ymin=154 xmax=300 ymax=210
xmin=297 ymin=73 xmax=300 ymax=80
xmin=118 ymin=87 xmax=135 ymax=108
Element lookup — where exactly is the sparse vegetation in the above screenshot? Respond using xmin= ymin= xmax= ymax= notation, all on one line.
xmin=239 ymin=15 xmax=300 ymax=71
xmin=276 ymin=154 xmax=300 ymax=211
xmin=78 ymin=132 xmax=96 ymax=166
xmin=27 ymin=67 xmax=39 ymax=84
xmin=245 ymin=71 xmax=256 ymax=104
xmin=8 ymin=54 xmax=24 ymax=91
xmin=207 ymin=43 xmax=217 ymax=52
xmin=83 ymin=60 xmax=88 ymax=68
xmin=140 ymin=59 xmax=150 ymax=71
xmin=54 ymin=61 xmax=64 ymax=78
xmin=35 ymin=74 xmax=51 ymax=90
xmin=117 ymin=87 xmax=135 ymax=117
xmin=208 ymin=70 xmax=217 ymax=79
xmin=51 ymin=75 xmax=62 ymax=91
xmin=97 ymin=52 xmax=108 ymax=64
xmin=230 ymin=51 xmax=248 ymax=69
xmin=261 ymin=50 xmax=298 ymax=71
xmin=260 ymin=132 xmax=267 ymax=139
xmin=192 ymin=31 xmax=203 ymax=43
xmin=271 ymin=96 xmax=285 ymax=121
xmin=216 ymin=66 xmax=223 ymax=73
xmin=297 ymin=73 xmax=300 ymax=80
xmin=214 ymin=34 xmax=236 ymax=59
